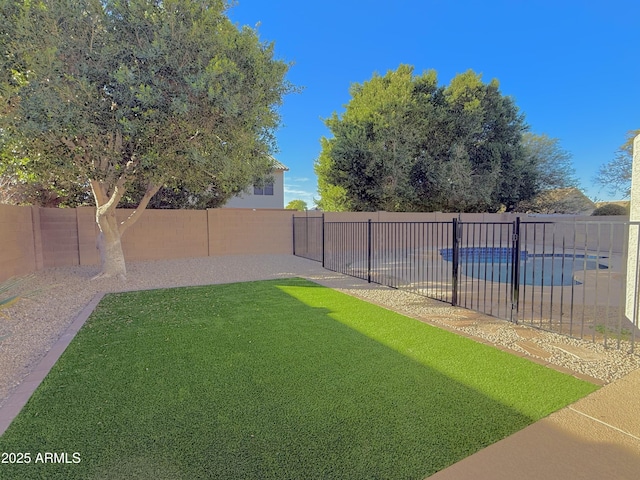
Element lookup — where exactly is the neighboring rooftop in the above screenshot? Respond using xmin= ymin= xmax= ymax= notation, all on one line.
xmin=271 ymin=159 xmax=289 ymax=171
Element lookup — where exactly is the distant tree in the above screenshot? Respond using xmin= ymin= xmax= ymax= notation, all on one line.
xmin=592 ymin=203 xmax=629 ymax=216
xmin=0 ymin=0 xmax=293 ymax=278
xmin=521 ymin=133 xmax=577 ymax=191
xmin=514 ymin=133 xmax=584 ymax=213
xmin=285 ymin=199 xmax=308 ymax=211
xmin=595 ymin=129 xmax=640 ymax=198
xmin=316 ymin=65 xmax=532 ymax=212
xmin=516 ymin=188 xmax=595 ymax=215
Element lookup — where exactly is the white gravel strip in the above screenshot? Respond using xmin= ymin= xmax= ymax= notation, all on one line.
xmin=1 ymin=254 xmax=639 ymax=410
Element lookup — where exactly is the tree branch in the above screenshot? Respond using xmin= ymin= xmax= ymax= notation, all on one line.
xmin=92 ymin=158 xmax=135 ymax=213
xmin=101 ymin=173 xmax=129 ymax=212
xmin=60 ymin=136 xmax=76 ymax=151
xmin=119 ymin=182 xmax=162 ymax=236
xmin=89 ymin=179 xmax=108 ymax=206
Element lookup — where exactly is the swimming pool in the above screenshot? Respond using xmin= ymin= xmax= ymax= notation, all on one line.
xmin=440 ymin=248 xmax=608 ymax=286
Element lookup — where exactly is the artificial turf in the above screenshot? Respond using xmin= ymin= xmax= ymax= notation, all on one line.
xmin=0 ymin=277 xmax=598 ymax=479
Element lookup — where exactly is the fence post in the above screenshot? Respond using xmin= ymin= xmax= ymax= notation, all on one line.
xmin=367 ymin=219 xmax=372 ymax=283
xmin=452 ymin=218 xmax=459 ymax=306
xmin=305 ymin=213 xmax=309 ymax=258
xmin=292 ymin=214 xmax=296 ymax=256
xmin=322 ymin=213 xmax=325 ymax=268
xmin=510 ymin=217 xmax=521 ymax=322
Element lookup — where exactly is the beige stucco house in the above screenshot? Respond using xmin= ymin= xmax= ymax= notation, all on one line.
xmin=223 ymin=160 xmax=288 ymax=209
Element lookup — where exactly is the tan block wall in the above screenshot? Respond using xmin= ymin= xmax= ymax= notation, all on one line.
xmin=39 ymin=208 xmax=80 ymax=268
xmin=120 ymin=209 xmax=209 ymax=262
xmin=0 ymin=206 xmax=294 ymax=282
xmin=378 ymin=212 xmax=438 ymax=222
xmin=208 ymin=209 xmax=292 ymax=255
xmin=0 ymin=204 xmax=39 ymax=279
xmin=324 ymin=212 xmax=375 ymax=222
xmin=77 ymin=207 xmax=99 ymax=266
xmin=75 ymin=208 xmax=211 ymax=265
xmin=318 ymin=212 xmax=524 ymax=223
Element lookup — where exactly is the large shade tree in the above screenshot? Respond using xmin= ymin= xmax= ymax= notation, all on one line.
xmin=0 ymin=0 xmax=293 ymax=278
xmin=315 ymin=65 xmax=538 ymax=212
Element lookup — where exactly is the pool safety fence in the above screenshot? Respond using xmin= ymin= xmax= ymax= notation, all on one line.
xmin=293 ymin=215 xmax=640 ymax=352
xmin=292 ymin=216 xmax=324 ymax=262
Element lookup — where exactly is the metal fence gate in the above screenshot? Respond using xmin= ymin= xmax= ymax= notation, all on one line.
xmin=293 ymin=215 xmax=640 ymax=351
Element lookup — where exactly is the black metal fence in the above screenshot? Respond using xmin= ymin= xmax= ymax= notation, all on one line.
xmin=292 ymin=216 xmax=323 ymax=262
xmin=513 ymin=220 xmax=634 ymax=351
xmin=322 ymin=220 xmax=455 ymax=303
xmin=293 ymin=214 xmax=640 ymax=352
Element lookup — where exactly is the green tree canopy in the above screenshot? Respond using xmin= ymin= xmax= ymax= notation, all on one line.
xmin=0 ymin=0 xmax=294 ymax=277
xmin=314 ymin=137 xmax=351 ymax=211
xmin=315 ymin=65 xmax=538 ymax=212
xmin=285 ymin=199 xmax=308 ymax=211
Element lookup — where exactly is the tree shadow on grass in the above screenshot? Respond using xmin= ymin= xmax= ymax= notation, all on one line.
xmin=0 ymin=277 xmax=595 ymax=480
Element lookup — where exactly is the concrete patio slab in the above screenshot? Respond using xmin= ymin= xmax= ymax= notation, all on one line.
xmin=429 ymin=368 xmax=640 ymax=479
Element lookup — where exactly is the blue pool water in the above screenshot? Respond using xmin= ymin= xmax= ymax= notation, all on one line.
xmin=440 ymin=248 xmax=608 ymax=286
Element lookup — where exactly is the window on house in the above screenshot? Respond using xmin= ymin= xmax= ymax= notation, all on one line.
xmin=253 ymin=183 xmax=274 ymax=195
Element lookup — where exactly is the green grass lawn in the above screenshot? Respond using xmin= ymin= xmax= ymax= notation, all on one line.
xmin=0 ymin=278 xmax=598 ymax=479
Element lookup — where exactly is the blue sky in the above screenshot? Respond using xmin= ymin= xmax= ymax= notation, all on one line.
xmin=228 ymin=0 xmax=639 ymax=207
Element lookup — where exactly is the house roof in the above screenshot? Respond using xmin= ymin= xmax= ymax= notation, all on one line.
xmin=271 ymin=159 xmax=289 ymax=171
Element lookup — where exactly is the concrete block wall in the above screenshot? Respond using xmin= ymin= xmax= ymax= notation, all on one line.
xmin=319 ymin=211 xmax=526 ymax=224
xmin=76 ymin=208 xmax=211 ymax=265
xmin=39 ymin=208 xmax=80 ymax=268
xmin=76 ymin=207 xmax=100 ymax=266
xmin=521 ymin=217 xmax=630 ymax=254
xmin=119 ymin=209 xmax=209 ymax=262
xmin=208 ymin=209 xmax=292 ymax=255
xmin=0 ymin=205 xmax=40 ymax=279
xmin=0 ymin=206 xmax=295 ymax=282
xmin=75 ymin=208 xmax=290 ymax=265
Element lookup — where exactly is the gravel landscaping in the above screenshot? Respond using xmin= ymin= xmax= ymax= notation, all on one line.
xmin=2 ymin=254 xmax=639 ymax=411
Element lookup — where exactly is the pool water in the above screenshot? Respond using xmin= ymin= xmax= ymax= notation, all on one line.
xmin=440 ymin=248 xmax=608 ymax=286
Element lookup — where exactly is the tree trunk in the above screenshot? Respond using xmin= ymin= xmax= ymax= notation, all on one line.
xmin=95 ymin=203 xmax=128 ymax=279
xmin=90 ymin=177 xmax=161 ymax=280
